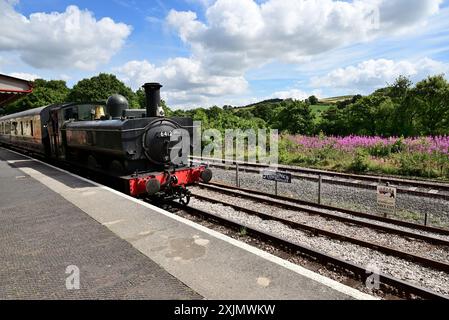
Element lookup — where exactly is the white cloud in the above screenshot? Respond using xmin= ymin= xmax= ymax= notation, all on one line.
xmin=115 ymin=58 xmax=248 ymax=107
xmin=8 ymin=72 xmax=40 ymax=81
xmin=270 ymin=88 xmax=323 ymax=100
xmin=167 ymin=0 xmax=443 ymax=75
xmin=311 ymin=58 xmax=449 ymax=91
xmin=160 ymin=0 xmax=443 ymax=105
xmin=271 ymin=89 xmax=310 ymax=100
xmin=0 ymin=1 xmax=132 ymax=70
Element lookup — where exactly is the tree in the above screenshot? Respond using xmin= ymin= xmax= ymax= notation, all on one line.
xmin=410 ymin=75 xmax=449 ymax=135
xmin=275 ymin=100 xmax=314 ymax=134
xmin=5 ymin=79 xmax=70 ymax=114
xmin=234 ymin=108 xmax=254 ymax=120
xmin=319 ymin=106 xmax=347 ymax=135
xmin=308 ymin=95 xmax=319 ymax=105
xmin=252 ymin=102 xmax=280 ymax=125
xmin=389 ymin=75 xmax=412 ymax=99
xmin=68 ymin=73 xmax=139 ymax=108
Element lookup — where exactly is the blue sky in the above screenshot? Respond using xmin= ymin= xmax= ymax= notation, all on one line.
xmin=0 ymin=0 xmax=448 ymax=108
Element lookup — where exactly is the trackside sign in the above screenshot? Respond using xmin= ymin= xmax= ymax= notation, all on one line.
xmin=377 ymin=185 xmax=397 ymax=216
xmin=262 ymin=170 xmax=292 ymax=184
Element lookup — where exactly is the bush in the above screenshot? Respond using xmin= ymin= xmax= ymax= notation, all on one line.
xmin=348 ymin=149 xmax=369 ymax=173
xmin=368 ymin=143 xmax=391 ymax=157
xmin=397 ymin=152 xmax=437 ymax=178
xmin=368 ymin=138 xmax=406 ymax=158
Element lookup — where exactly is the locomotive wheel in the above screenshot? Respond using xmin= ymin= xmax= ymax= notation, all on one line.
xmin=200 ymin=168 xmax=213 ymax=183
xmin=109 ymin=160 xmax=125 ymax=176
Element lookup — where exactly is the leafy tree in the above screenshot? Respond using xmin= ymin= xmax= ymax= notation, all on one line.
xmin=275 ymin=100 xmax=314 ymax=134
xmin=234 ymin=108 xmax=254 ymax=120
xmin=317 ymin=75 xmax=449 ymax=137
xmin=191 ymin=108 xmax=209 ymax=128
xmin=388 ymin=75 xmax=413 ymax=99
xmin=68 ymin=73 xmax=139 ymax=108
xmin=5 ymin=79 xmax=70 ymax=114
xmin=319 ymin=106 xmax=347 ymax=135
xmin=308 ymin=95 xmax=319 ymax=105
xmin=251 ymin=102 xmax=280 ymax=125
xmin=410 ymin=75 xmax=449 ymax=135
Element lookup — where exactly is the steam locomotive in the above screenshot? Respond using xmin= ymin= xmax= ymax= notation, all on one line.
xmin=0 ymin=82 xmax=212 ymax=204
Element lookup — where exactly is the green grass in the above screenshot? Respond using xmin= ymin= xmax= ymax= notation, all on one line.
xmin=310 ymin=104 xmax=332 ymax=121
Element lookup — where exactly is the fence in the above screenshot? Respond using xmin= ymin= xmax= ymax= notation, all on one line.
xmin=209 ymin=163 xmax=449 ymax=230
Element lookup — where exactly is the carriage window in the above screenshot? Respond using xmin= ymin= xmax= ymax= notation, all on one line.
xmin=30 ymin=120 xmax=34 ymax=137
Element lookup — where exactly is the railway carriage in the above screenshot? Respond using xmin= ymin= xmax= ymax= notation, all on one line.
xmin=0 ymin=82 xmax=212 ymax=203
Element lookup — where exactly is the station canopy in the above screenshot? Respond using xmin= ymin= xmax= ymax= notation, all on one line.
xmin=0 ymin=74 xmax=33 ymax=107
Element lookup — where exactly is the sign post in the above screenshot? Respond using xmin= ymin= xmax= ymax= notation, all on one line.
xmin=318 ymin=174 xmax=322 ymax=204
xmin=236 ymin=163 xmax=240 ymax=188
xmin=376 ymin=185 xmax=397 ymax=217
xmin=262 ymin=170 xmax=292 ymax=196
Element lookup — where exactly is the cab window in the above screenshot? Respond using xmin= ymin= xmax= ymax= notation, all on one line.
xmin=64 ymin=104 xmax=106 ymax=121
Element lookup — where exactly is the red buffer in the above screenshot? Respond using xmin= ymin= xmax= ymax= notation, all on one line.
xmin=128 ymin=165 xmax=212 ymax=202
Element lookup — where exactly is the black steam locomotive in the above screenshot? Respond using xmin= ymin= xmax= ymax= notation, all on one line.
xmin=0 ymin=83 xmax=212 ymax=203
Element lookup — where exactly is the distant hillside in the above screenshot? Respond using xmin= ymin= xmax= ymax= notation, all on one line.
xmin=236 ymin=98 xmax=284 ymax=110
xmin=235 ymin=95 xmax=355 ymax=110
xmin=318 ymin=95 xmax=355 ymax=104
xmin=231 ymin=95 xmax=356 ymax=123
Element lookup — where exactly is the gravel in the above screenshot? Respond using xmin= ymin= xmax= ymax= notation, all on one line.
xmin=189 ymin=197 xmax=449 ymax=297
xmin=194 ymin=185 xmax=449 ymax=243
xmin=190 ymin=188 xmax=449 ymax=263
xmin=210 ymin=166 xmax=449 ymax=229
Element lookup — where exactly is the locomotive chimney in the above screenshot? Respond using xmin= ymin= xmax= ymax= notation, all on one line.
xmin=143 ymin=83 xmax=164 ymax=117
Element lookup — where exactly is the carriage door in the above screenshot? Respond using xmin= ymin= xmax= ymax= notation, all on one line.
xmin=48 ymin=109 xmax=64 ymax=158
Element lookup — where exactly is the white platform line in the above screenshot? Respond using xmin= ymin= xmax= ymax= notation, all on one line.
xmin=1 ymin=147 xmax=376 ymax=300
xmin=102 ymin=219 xmax=126 ymax=226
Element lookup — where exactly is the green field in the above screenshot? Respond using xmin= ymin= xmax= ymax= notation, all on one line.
xmin=318 ymin=95 xmax=355 ymax=104
xmin=310 ymin=104 xmax=332 ymax=121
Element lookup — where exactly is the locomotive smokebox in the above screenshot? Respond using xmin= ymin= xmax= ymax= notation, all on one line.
xmin=143 ymin=82 xmax=164 ymax=117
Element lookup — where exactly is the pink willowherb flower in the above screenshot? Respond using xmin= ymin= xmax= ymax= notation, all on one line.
xmin=287 ymin=135 xmax=449 ymax=155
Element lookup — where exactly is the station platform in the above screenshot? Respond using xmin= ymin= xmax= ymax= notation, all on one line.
xmin=0 ymin=147 xmax=374 ymax=300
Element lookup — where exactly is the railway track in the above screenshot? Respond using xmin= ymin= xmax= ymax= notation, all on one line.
xmin=199 ymin=182 xmax=449 ymax=242
xmin=173 ymin=180 xmax=449 ymax=299
xmin=190 ymin=192 xmax=449 ymax=273
xmin=169 ymin=200 xmax=449 ymax=300
xmin=191 ymin=157 xmax=449 ymax=201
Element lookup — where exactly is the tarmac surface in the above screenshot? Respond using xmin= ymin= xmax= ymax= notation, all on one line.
xmin=0 ymin=149 xmax=200 ymax=299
